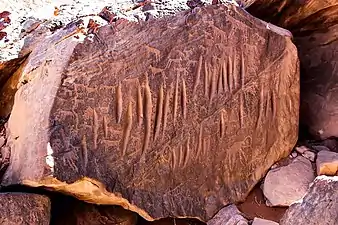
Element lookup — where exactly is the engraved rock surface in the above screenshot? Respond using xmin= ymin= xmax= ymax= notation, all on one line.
xmin=262 ymin=156 xmax=315 ymax=207
xmin=280 ymin=176 xmax=338 ymax=225
xmin=0 ymin=193 xmax=51 ymax=225
xmin=1 ymin=4 xmax=299 ymax=222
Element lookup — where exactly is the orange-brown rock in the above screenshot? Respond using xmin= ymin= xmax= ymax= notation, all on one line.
xmin=0 ymin=4 xmax=299 ymax=222
xmin=0 ymin=193 xmax=51 ymax=225
xmin=246 ymin=0 xmax=338 ymax=139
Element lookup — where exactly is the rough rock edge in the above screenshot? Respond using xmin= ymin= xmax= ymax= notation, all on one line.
xmin=23 ymin=176 xmax=201 ymax=221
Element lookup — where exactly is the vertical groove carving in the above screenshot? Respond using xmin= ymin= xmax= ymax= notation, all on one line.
xmin=173 ymin=73 xmax=179 ymax=125
xmin=81 ymin=135 xmax=88 ymax=172
xmin=181 ymin=79 xmax=187 ymax=119
xmin=217 ymin=62 xmax=223 ymax=94
xmin=233 ymin=53 xmax=237 ymax=89
xmin=193 ymin=55 xmax=203 ymax=96
xmin=122 ymin=101 xmax=133 ymax=156
xmin=93 ymin=108 xmax=98 ymax=149
xmin=154 ymin=84 xmax=164 ymax=141
xmin=162 ymin=84 xmax=173 ymax=138
xmin=137 ymin=84 xmax=143 ymax=126
xmin=240 ymin=52 xmax=245 ymax=88
xmin=204 ymin=61 xmax=209 ymax=98
xmin=223 ymin=58 xmax=228 ymax=92
xmin=183 ymin=136 xmax=190 ymax=168
xmin=239 ymin=92 xmax=244 ymax=128
xmin=196 ymin=126 xmax=203 ymax=159
xmin=142 ymin=77 xmax=152 ymax=157
xmin=227 ymin=56 xmax=232 ymax=92
xmin=103 ymin=116 xmax=108 ymax=138
xmin=116 ymin=83 xmax=123 ymax=123
xmin=209 ymin=67 xmax=217 ymax=103
xmin=220 ymin=111 xmax=225 ymax=138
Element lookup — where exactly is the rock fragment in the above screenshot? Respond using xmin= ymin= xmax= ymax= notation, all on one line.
xmin=280 ymin=176 xmax=338 ymax=225
xmin=263 ymin=156 xmax=315 ymax=206
xmin=0 ymin=193 xmax=51 ymax=225
xmin=295 ymin=146 xmax=308 ymax=154
xmin=207 ymin=205 xmax=248 ymax=225
xmin=302 ymin=150 xmax=315 ymax=162
xmin=316 ymin=150 xmax=338 ymax=176
xmin=252 ymin=218 xmax=279 ymax=225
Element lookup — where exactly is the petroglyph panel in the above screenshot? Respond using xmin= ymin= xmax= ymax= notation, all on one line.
xmin=2 ymin=4 xmax=299 ymax=222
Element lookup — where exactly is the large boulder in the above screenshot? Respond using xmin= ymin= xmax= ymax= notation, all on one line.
xmin=280 ymin=176 xmax=338 ymax=225
xmin=0 ymin=193 xmax=51 ymax=225
xmin=262 ymin=156 xmax=315 ymax=206
xmin=246 ymin=0 xmax=338 ymax=139
xmin=0 ymin=4 xmax=299 ymax=222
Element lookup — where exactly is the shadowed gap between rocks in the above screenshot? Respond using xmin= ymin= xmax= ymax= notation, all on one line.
xmin=0 ymin=184 xmax=206 ymax=225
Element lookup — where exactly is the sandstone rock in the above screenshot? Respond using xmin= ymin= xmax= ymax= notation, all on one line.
xmin=0 ymin=193 xmax=51 ymax=225
xmin=252 ymin=218 xmax=279 ymax=225
xmin=280 ymin=176 xmax=338 ymax=225
xmin=302 ymin=150 xmax=315 ymax=162
xmin=263 ymin=156 xmax=315 ymax=206
xmin=52 ymin=196 xmax=138 ymax=225
xmin=207 ymin=205 xmax=248 ymax=225
xmin=311 ymin=145 xmax=331 ymax=153
xmin=316 ymin=150 xmax=338 ymax=176
xmin=246 ymin=0 xmax=338 ymax=139
xmin=289 ymin=151 xmax=297 ymax=158
xmin=1 ymin=4 xmax=299 ymax=221
xmin=295 ymin=146 xmax=308 ymax=154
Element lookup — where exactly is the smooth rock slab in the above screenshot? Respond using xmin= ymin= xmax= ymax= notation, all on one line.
xmin=280 ymin=176 xmax=338 ymax=225
xmin=0 ymin=193 xmax=51 ymax=225
xmin=263 ymin=156 xmax=315 ymax=206
xmin=316 ymin=150 xmax=338 ymax=176
xmin=1 ymin=4 xmax=299 ymax=222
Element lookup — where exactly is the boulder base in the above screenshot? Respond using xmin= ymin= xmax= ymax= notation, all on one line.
xmin=0 ymin=193 xmax=51 ymax=225
xmin=1 ymin=4 xmax=299 ymax=222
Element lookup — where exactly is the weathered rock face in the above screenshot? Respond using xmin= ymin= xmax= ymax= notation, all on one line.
xmin=246 ymin=0 xmax=338 ymax=139
xmin=0 ymin=193 xmax=51 ymax=225
xmin=1 ymin=4 xmax=299 ymax=222
xmin=262 ymin=156 xmax=315 ymax=207
xmin=280 ymin=176 xmax=338 ymax=225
